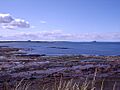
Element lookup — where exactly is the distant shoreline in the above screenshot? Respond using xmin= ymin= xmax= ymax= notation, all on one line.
xmin=0 ymin=41 xmax=120 ymax=43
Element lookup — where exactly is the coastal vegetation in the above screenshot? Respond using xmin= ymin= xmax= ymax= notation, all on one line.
xmin=0 ymin=46 xmax=119 ymax=90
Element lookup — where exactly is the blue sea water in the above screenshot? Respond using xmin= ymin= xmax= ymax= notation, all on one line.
xmin=0 ymin=42 xmax=120 ymax=56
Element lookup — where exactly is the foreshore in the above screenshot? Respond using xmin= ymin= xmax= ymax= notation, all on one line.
xmin=0 ymin=46 xmax=120 ymax=89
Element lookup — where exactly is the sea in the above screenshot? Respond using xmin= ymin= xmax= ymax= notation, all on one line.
xmin=0 ymin=41 xmax=120 ymax=56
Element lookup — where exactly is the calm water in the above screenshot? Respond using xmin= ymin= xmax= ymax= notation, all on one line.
xmin=0 ymin=42 xmax=120 ymax=56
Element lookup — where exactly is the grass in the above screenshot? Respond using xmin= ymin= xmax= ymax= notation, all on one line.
xmin=2 ymin=69 xmax=118 ymax=90
xmin=2 ymin=77 xmax=118 ymax=90
xmin=11 ymin=78 xmax=117 ymax=90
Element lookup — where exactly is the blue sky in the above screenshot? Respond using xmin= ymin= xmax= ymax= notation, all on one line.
xmin=0 ymin=0 xmax=120 ymax=41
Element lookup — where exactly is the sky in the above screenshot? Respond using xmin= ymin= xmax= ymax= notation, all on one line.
xmin=0 ymin=0 xmax=120 ymax=41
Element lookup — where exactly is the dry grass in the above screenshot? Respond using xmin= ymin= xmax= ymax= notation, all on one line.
xmin=2 ymin=77 xmax=118 ymax=90
xmin=2 ymin=69 xmax=118 ymax=90
xmin=11 ymin=78 xmax=117 ymax=90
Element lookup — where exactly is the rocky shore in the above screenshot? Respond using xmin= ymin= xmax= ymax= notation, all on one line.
xmin=0 ymin=46 xmax=120 ymax=89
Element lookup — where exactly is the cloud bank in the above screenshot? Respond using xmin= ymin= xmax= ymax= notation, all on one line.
xmin=0 ymin=30 xmax=120 ymax=41
xmin=0 ymin=13 xmax=30 ymax=29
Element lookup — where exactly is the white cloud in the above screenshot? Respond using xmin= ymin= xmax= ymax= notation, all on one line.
xmin=0 ymin=13 xmax=13 ymax=23
xmin=10 ymin=19 xmax=30 ymax=28
xmin=40 ymin=20 xmax=47 ymax=24
xmin=0 ymin=13 xmax=30 ymax=29
xmin=1 ymin=25 xmax=15 ymax=30
xmin=31 ymin=26 xmax=36 ymax=28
